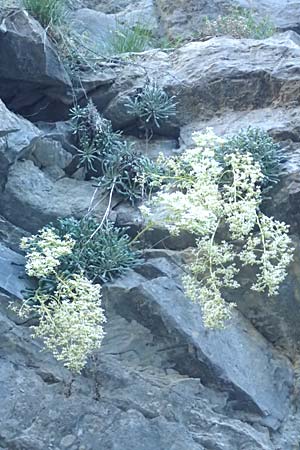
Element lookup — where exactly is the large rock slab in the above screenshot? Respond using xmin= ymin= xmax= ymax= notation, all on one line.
xmin=0 ymin=10 xmax=71 ymax=114
xmin=0 ymin=305 xmax=278 ymax=450
xmin=0 ymin=245 xmax=277 ymax=449
xmin=105 ymin=261 xmax=294 ymax=429
xmin=73 ymin=0 xmax=158 ymax=30
xmin=156 ymin=0 xmax=300 ymax=40
xmin=180 ymin=106 xmax=300 ymax=148
xmin=0 ymin=160 xmax=110 ymax=232
xmin=0 ymin=247 xmax=294 ymax=449
xmin=98 ymin=32 xmax=300 ymax=132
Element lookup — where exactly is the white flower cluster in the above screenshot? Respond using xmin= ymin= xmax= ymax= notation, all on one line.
xmin=182 ymin=238 xmax=238 ymax=328
xmin=222 ymin=152 xmax=262 ymax=239
xmin=141 ymin=129 xmax=294 ymax=328
xmin=241 ymin=215 xmax=293 ymax=296
xmin=16 ymin=228 xmax=107 ymax=372
xmin=33 ymin=275 xmax=106 ymax=373
xmin=141 ymin=130 xmax=223 ymax=237
xmin=20 ymin=228 xmax=74 ymax=278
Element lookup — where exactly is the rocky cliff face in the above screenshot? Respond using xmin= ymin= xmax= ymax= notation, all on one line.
xmin=1 ymin=2 xmax=300 ymax=450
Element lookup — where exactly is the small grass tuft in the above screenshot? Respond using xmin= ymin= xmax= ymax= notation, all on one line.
xmin=109 ymin=23 xmax=154 ymax=54
xmin=23 ymin=0 xmax=65 ymax=27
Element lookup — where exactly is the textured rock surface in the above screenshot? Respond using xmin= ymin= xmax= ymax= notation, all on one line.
xmin=1 ymin=5 xmax=300 ymax=450
xmin=265 ymin=145 xmax=300 ymax=233
xmin=76 ymin=0 xmax=158 ymax=30
xmin=35 ymin=120 xmax=75 ymax=153
xmin=156 ymin=0 xmax=300 ymax=39
xmin=0 ymin=160 xmax=110 ymax=232
xmin=0 ymin=99 xmax=40 ymax=185
xmin=0 ymin=243 xmax=33 ymax=299
xmin=0 ymin=256 xmax=292 ymax=450
xmin=180 ymin=106 xmax=300 ymax=148
xmin=29 ymin=137 xmax=73 ymax=173
xmin=0 ymin=216 xmax=29 ymax=253
xmin=95 ymin=33 xmax=300 ymax=132
xmin=0 ymin=307 xmax=278 ymax=450
xmin=0 ymin=10 xmax=71 ymax=113
xmin=105 ymin=261 xmax=294 ymax=430
xmin=70 ymin=8 xmax=118 ymax=47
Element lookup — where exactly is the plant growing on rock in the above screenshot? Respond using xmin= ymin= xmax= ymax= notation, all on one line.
xmin=11 ymin=228 xmax=106 ymax=372
xmin=54 ymin=19 xmax=177 ymax=78
xmin=70 ymin=100 xmax=166 ymax=203
xmin=12 ymin=217 xmax=142 ymax=372
xmin=109 ymin=22 xmax=154 ymax=54
xmin=52 ymin=217 xmax=141 ymax=282
xmin=216 ymin=127 xmax=283 ymax=190
xmin=200 ymin=7 xmax=275 ymax=40
xmin=21 ymin=217 xmax=141 ymax=291
xmin=26 ymin=273 xmax=106 ymax=373
xmin=140 ymin=129 xmax=293 ymax=329
xmin=23 ymin=0 xmax=65 ymax=27
xmin=99 ymin=141 xmax=165 ymax=203
xmin=70 ymin=100 xmax=122 ymax=175
xmin=126 ymin=80 xmax=177 ymax=139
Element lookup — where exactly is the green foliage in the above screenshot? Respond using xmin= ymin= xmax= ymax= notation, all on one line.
xmin=16 ymin=228 xmax=106 ymax=372
xmin=216 ymin=127 xmax=283 ymax=189
xmin=30 ymin=274 xmax=106 ymax=373
xmin=23 ymin=0 xmax=65 ymax=27
xmin=13 ymin=217 xmax=142 ymax=372
xmin=109 ymin=23 xmax=154 ymax=54
xmin=70 ymin=101 xmax=121 ymax=148
xmin=99 ymin=141 xmax=164 ymax=203
xmin=55 ymin=19 xmax=177 ymax=77
xmin=200 ymin=7 xmax=275 ymax=40
xmin=126 ymin=81 xmax=177 ymax=132
xmin=51 ymin=217 xmax=141 ymax=282
xmin=107 ymin=22 xmax=181 ymax=54
xmin=70 ymin=100 xmax=167 ymax=203
xmin=70 ymin=101 xmax=121 ymax=174
xmin=141 ymin=129 xmax=293 ymax=329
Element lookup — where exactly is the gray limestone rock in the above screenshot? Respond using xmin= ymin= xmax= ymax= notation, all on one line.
xmin=156 ymin=0 xmax=300 ymax=40
xmin=105 ymin=263 xmax=294 ymax=429
xmin=0 ymin=10 xmax=71 ymax=113
xmin=0 ymin=99 xmax=40 ymax=185
xmin=0 ymin=160 xmax=110 ymax=232
xmin=97 ymin=33 xmax=300 ymax=133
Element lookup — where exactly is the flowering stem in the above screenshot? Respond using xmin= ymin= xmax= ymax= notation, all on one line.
xmin=130 ymin=221 xmax=154 ymax=244
xmin=84 ymin=179 xmax=116 ymax=246
xmin=208 ymin=219 xmax=221 ymax=281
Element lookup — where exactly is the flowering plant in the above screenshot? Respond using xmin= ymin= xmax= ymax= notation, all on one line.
xmin=14 ymin=228 xmax=106 ymax=373
xmin=141 ymin=129 xmax=293 ymax=328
